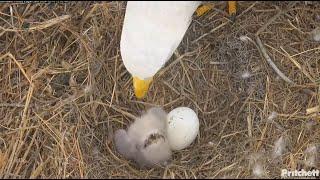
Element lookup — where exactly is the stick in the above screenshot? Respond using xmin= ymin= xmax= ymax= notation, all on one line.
xmin=0 ymin=15 xmax=70 ymax=32
xmin=256 ymin=2 xmax=298 ymax=36
xmin=280 ymin=46 xmax=315 ymax=83
xmin=306 ymin=105 xmax=320 ymax=115
xmin=192 ymin=21 xmax=229 ymax=43
xmin=255 ymin=36 xmax=294 ymax=84
xmin=240 ymin=35 xmax=294 ymax=84
xmin=0 ymin=53 xmax=33 ymax=85
xmin=0 ymin=103 xmax=24 ymax=108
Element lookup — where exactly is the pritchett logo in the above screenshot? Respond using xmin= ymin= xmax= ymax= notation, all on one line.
xmin=281 ymin=169 xmax=320 ymax=178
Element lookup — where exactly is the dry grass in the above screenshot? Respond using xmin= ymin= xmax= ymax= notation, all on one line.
xmin=0 ymin=1 xmax=320 ymax=178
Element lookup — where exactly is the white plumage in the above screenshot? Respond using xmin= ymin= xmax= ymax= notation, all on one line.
xmin=114 ymin=107 xmax=171 ymax=167
xmin=120 ymin=1 xmax=201 ymax=80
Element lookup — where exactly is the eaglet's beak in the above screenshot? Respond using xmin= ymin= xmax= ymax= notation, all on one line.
xmin=133 ymin=76 xmax=153 ymax=99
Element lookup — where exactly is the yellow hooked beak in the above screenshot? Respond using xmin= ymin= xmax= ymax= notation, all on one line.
xmin=133 ymin=76 xmax=153 ymax=99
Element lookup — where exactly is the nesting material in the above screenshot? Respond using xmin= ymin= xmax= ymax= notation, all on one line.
xmin=239 ymin=35 xmax=250 ymax=43
xmin=0 ymin=151 xmax=6 ymax=170
xmin=304 ymin=144 xmax=318 ymax=167
xmin=249 ymin=153 xmax=267 ymax=178
xmin=267 ymin=111 xmax=278 ymax=122
xmin=311 ymin=27 xmax=320 ymax=42
xmin=252 ymin=163 xmax=265 ymax=178
xmin=272 ymin=135 xmax=287 ymax=159
xmin=241 ymin=70 xmax=252 ymax=79
xmin=268 ymin=111 xmax=278 ymax=121
xmin=1 ymin=2 xmax=320 ymax=178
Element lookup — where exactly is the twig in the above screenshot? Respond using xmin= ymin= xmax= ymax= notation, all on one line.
xmin=212 ymin=162 xmax=238 ymax=178
xmin=193 ymin=1 xmax=258 ymax=43
xmin=95 ymin=100 xmax=137 ymax=120
xmin=109 ymin=51 xmax=119 ymax=107
xmin=174 ymin=51 xmax=195 ymax=92
xmin=306 ymin=106 xmax=319 ymax=115
xmin=247 ymin=114 xmax=253 ymax=139
xmin=19 ymin=85 xmax=34 ymax=142
xmin=253 ymin=2 xmax=299 ymax=85
xmin=30 ymin=158 xmax=48 ymax=178
xmin=256 ymin=2 xmax=298 ymax=36
xmin=157 ymin=48 xmax=199 ymax=78
xmin=0 ymin=15 xmax=71 ymax=32
xmin=0 ymin=103 xmax=24 ymax=108
xmin=238 ymin=1 xmax=258 ymax=17
xmin=29 ymin=15 xmax=71 ymax=30
xmin=255 ymin=7 xmax=282 ymax=36
xmin=280 ymin=46 xmax=315 ymax=83
xmin=192 ymin=21 xmax=229 ymax=43
xmin=0 ymin=53 xmax=33 ymax=85
xmin=255 ymin=36 xmax=294 ymax=84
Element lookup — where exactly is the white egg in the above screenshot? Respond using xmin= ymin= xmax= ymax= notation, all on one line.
xmin=166 ymin=107 xmax=199 ymax=151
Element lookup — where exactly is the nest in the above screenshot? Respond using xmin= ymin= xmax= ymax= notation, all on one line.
xmin=0 ymin=1 xmax=319 ymax=178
